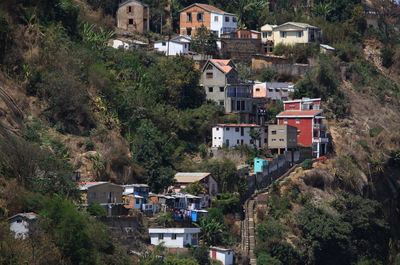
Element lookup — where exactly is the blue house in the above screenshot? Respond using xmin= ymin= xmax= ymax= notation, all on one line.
xmin=123 ymin=184 xmax=150 ymax=198
xmin=254 ymin=158 xmax=267 ymax=173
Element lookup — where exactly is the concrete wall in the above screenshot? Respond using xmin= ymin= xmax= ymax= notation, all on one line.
xmin=220 ymin=39 xmax=262 ymax=64
xmin=180 ymin=6 xmax=212 ymax=36
xmin=268 ymin=125 xmax=297 ymax=149
xmin=210 ymin=250 xmax=234 ymax=265
xmin=117 ymin=1 xmax=149 ymax=32
xmin=87 ymin=184 xmax=123 ymax=204
xmin=212 ymin=126 xmax=267 ymax=148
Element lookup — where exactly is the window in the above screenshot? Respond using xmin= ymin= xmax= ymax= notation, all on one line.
xmin=197 ymin=13 xmax=204 ymax=22
xmin=279 ymin=139 xmax=284 ymax=142
xmin=225 ymin=16 xmax=229 ymax=22
xmin=262 ymin=32 xmax=268 ymax=38
xmin=100 ymin=192 xmax=106 ymax=198
xmin=186 ymin=12 xmax=192 ymax=22
xmin=296 ymin=31 xmax=303 ymax=38
xmin=296 ymin=119 xmax=300 ymax=124
xmin=271 ymin=130 xmax=277 ymax=135
xmin=237 ymin=139 xmax=239 ymax=144
xmin=219 ymin=100 xmax=224 ymax=106
xmin=214 ymin=16 xmax=219 ymax=22
xmin=233 ymin=17 xmax=237 ymax=22
xmin=290 ymin=105 xmax=295 ymax=109
xmin=162 ymin=42 xmax=166 ymax=46
xmin=128 ymin=19 xmax=134 ymax=25
xmin=280 ymin=31 xmax=287 ymax=38
xmin=268 ymin=88 xmax=273 ymax=92
xmin=216 ymin=127 xmax=219 ymax=131
xmin=158 ymin=233 xmax=164 ymax=240
xmin=272 ymin=138 xmax=277 ymax=142
xmin=256 ymin=88 xmax=260 ymax=91
xmin=235 ymin=127 xmax=239 ymax=132
xmin=284 ymin=119 xmax=288 ymax=124
xmin=220 ymin=87 xmax=224 ymax=92
xmin=206 ymin=64 xmax=213 ymax=70
xmin=17 ymin=219 xmax=22 ymax=223
xmin=250 ymin=139 xmax=254 ymax=144
xmin=208 ymin=87 xmax=213 ymax=92
xmin=226 ymin=127 xmax=230 ymax=131
xmin=264 ymin=138 xmax=267 ymax=143
xmin=206 ymin=72 xmax=213 ymax=79
xmin=184 ymin=44 xmax=187 ymax=48
xmin=135 ymin=198 xmax=140 ymax=204
xmin=186 ymin=28 xmax=192 ymax=36
xmin=89 ymin=192 xmax=96 ymax=199
xmin=127 ymin=6 xmax=132 ymax=13
xmin=172 ymin=234 xmax=177 ymax=240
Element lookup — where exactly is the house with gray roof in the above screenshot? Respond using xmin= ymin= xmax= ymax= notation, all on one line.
xmin=8 ymin=212 xmax=38 ymax=239
xmin=171 ymin=172 xmax=218 ymax=197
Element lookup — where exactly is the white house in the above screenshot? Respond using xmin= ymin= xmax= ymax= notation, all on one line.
xmin=210 ymin=246 xmax=234 ymax=265
xmin=179 ymin=3 xmax=237 ymax=37
xmin=261 ymin=24 xmax=277 ymax=43
xmin=148 ymin=228 xmax=200 ymax=248
xmin=253 ymin=82 xmax=294 ymax=101
xmin=212 ymin=124 xmax=267 ymax=148
xmin=8 ymin=212 xmax=38 ymax=239
xmin=154 ymin=36 xmax=191 ymax=56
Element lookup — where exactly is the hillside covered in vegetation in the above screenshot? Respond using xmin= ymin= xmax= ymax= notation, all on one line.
xmin=0 ymin=0 xmax=399 ymax=265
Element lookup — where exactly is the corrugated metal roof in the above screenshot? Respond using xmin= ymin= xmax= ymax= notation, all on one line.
xmin=214 ymin=123 xmax=260 ymax=127
xmin=180 ymin=3 xmax=235 ymax=15
xmin=9 ymin=212 xmax=38 ymax=221
xmin=276 ymin=22 xmax=318 ymax=29
xmin=78 ymin=182 xmax=121 ymax=191
xmin=175 ymin=172 xmax=211 ymax=183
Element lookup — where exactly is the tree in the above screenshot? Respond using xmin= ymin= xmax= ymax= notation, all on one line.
xmin=257 ymin=252 xmax=282 ymax=265
xmin=190 ymin=25 xmax=218 ymax=57
xmin=182 ymin=182 xmax=207 ymax=195
xmin=195 ymin=218 xmax=224 ymax=246
xmin=249 ymin=128 xmax=261 ymax=148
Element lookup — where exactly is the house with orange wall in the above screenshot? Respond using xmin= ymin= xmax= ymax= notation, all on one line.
xmin=179 ymin=3 xmax=237 ymax=37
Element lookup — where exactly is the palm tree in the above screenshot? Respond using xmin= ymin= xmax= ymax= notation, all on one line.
xmin=194 ymin=218 xmax=224 ymax=246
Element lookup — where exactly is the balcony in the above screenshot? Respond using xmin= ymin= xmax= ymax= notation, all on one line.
xmin=312 ymin=137 xmax=329 ymax=143
xmin=313 ymin=124 xmax=327 ymax=130
xmin=227 ymin=87 xmax=252 ymax=98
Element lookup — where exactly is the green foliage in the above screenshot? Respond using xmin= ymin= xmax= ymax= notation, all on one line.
xmin=268 ymin=194 xmax=292 ymax=219
xmin=256 ymin=67 xmax=277 ymax=82
xmin=301 ymin=159 xmax=314 ymax=170
xmin=87 ymin=203 xmax=107 ymax=217
xmin=41 ymin=197 xmax=98 ymax=265
xmin=205 ymin=207 xmax=224 ymax=224
xmin=194 ymin=218 xmax=224 ymax=246
xmin=335 ymin=42 xmax=360 ymax=62
xmin=86 ymin=0 xmax=119 ymax=15
xmin=182 ymin=182 xmax=207 ymax=195
xmin=155 ymin=212 xmax=174 ymax=227
xmin=269 ymin=241 xmax=301 ymax=265
xmin=369 ymin=126 xmax=384 ymax=137
xmin=81 ymin=23 xmax=115 ymax=51
xmin=273 ymin=43 xmax=319 ymax=63
xmin=294 ymin=57 xmax=348 ymax=118
xmin=189 ymin=245 xmax=211 ymax=265
xmin=201 ymin=159 xmax=243 ymax=193
xmin=190 ymin=25 xmax=218 ymax=56
xmin=257 ymin=252 xmax=282 ymax=265
xmin=381 ymin=45 xmax=394 ymax=68
xmin=213 ymin=193 xmax=241 ymax=214
xmin=297 ymin=193 xmax=389 ymax=265
xmin=257 ymin=219 xmax=287 ymax=243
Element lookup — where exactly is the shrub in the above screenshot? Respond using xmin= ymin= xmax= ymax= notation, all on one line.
xmin=257 ymin=252 xmax=282 ymax=265
xmin=256 ymin=219 xmax=287 ymax=243
xmin=301 ymin=159 xmax=314 ymax=170
xmin=369 ymin=126 xmax=383 ymax=137
xmin=256 ymin=67 xmax=277 ymax=82
xmin=335 ymin=42 xmax=360 ymax=62
xmin=87 ymin=203 xmax=107 ymax=217
xmin=269 ymin=241 xmax=301 ymax=265
xmin=381 ymin=46 xmax=394 ymax=68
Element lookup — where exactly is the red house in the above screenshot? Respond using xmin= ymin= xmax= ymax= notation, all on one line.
xmin=276 ymin=98 xmax=328 ymax=157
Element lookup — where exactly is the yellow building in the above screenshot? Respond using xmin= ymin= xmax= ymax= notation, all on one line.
xmin=261 ymin=22 xmax=321 ymax=48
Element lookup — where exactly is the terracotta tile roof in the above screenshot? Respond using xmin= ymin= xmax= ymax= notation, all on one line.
xmin=276 ymin=110 xmax=322 ymax=117
xmin=181 ymin=3 xmax=234 ymax=15
xmin=214 ymin=124 xmax=261 ymax=127
xmin=210 ymin=59 xmax=233 ymax=74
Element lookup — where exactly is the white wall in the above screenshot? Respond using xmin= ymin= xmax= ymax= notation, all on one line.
xmin=221 ymin=15 xmax=238 ymax=35
xmin=212 ymin=126 xmax=267 ymax=148
xmin=149 ymin=230 xmax=198 ymax=248
xmin=154 ymin=41 xmax=189 ymax=56
xmin=210 ymin=249 xmax=234 ymax=265
xmin=111 ymin=39 xmax=130 ymax=50
xmin=10 ymin=220 xmax=29 ymax=239
xmin=210 ymin=13 xmax=223 ymax=36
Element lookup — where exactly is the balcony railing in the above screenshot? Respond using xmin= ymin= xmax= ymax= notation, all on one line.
xmin=313 ymin=124 xmax=327 ymax=130
xmin=312 ymin=137 xmax=329 ymax=143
